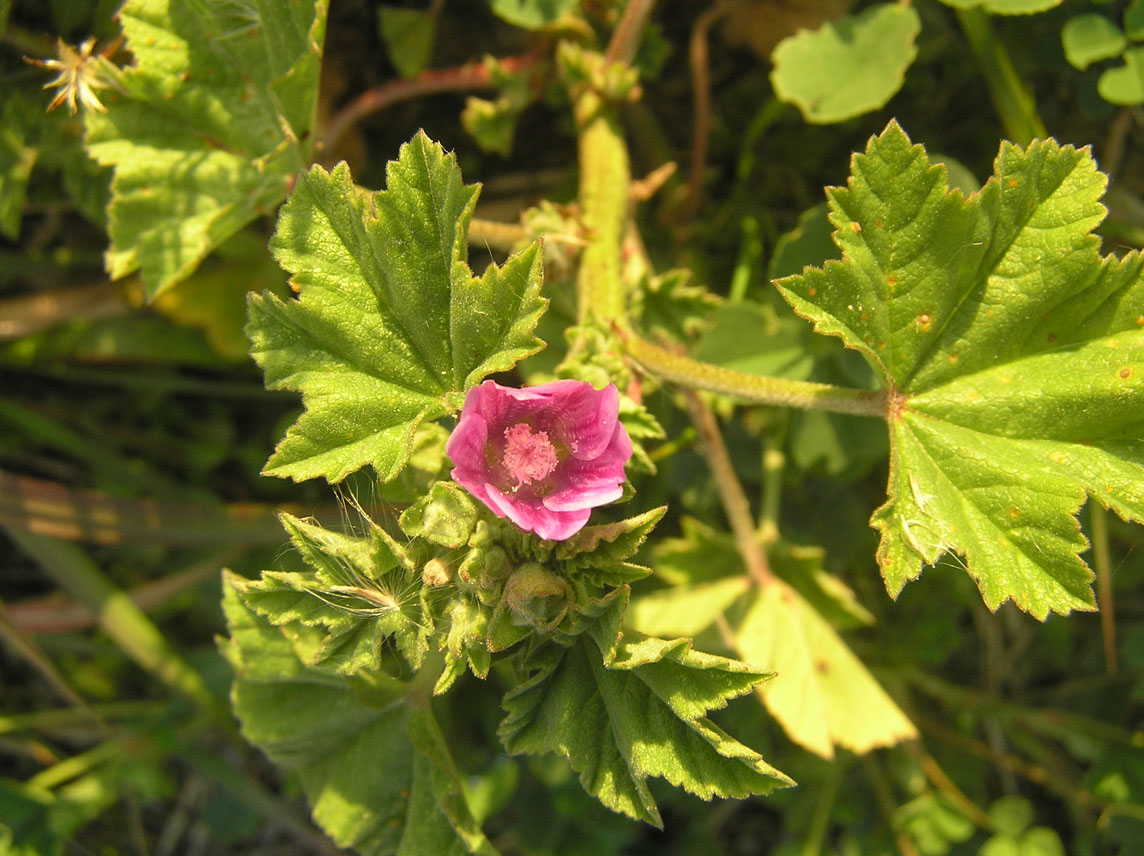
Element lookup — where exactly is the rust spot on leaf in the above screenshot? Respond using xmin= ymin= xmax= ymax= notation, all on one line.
xmin=1008 ymin=178 xmax=1019 ymax=188
xmin=916 ymin=312 xmax=932 ymax=332
xmin=1010 ymin=508 xmax=1020 ymax=519
xmin=1136 ymin=316 xmax=1144 ymax=326
xmin=948 ymin=352 xmax=959 ymax=363
xmin=1047 ymin=333 xmax=1057 ymax=345
xmin=1119 ymin=367 xmax=1132 ymax=379
xmin=808 ymin=287 xmax=817 ymax=296
xmin=815 ymin=659 xmax=830 ymax=674
xmin=851 ymin=222 xmax=862 ymax=233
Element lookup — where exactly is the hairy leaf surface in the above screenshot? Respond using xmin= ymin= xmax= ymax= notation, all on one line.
xmin=221 ymin=580 xmax=497 ymax=856
xmin=248 ymin=134 xmax=546 ymax=482
xmin=498 ymin=631 xmax=792 ymax=827
xmin=233 ymin=514 xmax=430 ymax=673
xmin=777 ymin=121 xmax=1144 ymax=618
xmin=85 ymin=0 xmax=328 ymax=297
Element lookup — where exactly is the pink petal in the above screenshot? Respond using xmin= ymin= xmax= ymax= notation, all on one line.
xmin=483 ymin=484 xmax=592 ymax=539
xmin=542 ymin=479 xmax=623 ymax=512
xmin=566 ymin=384 xmax=621 ymax=460
xmin=445 ymin=410 xmax=488 ymax=464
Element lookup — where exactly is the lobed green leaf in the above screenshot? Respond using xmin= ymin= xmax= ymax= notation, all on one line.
xmin=498 ymin=632 xmax=791 ymax=827
xmin=221 ymin=581 xmax=498 ymax=855
xmin=777 ymin=121 xmax=1144 ymax=618
xmin=770 ymin=5 xmax=920 ymax=125
xmin=249 ymin=135 xmax=546 ymax=483
xmin=84 ymin=0 xmax=328 ymax=298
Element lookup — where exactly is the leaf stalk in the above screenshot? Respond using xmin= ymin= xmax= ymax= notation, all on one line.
xmin=624 ymin=330 xmax=887 ymax=417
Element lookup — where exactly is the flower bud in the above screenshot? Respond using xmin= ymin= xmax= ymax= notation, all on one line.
xmin=502 ymin=562 xmax=573 ymax=630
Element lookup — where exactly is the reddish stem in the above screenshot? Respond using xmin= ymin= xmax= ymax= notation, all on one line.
xmin=320 ymin=51 xmax=543 ymax=160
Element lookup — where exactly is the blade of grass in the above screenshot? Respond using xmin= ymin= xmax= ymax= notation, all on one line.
xmin=5 ymin=529 xmax=233 ymax=732
xmin=0 ymin=469 xmax=286 ymax=546
xmin=9 ymin=551 xmax=230 ymax=633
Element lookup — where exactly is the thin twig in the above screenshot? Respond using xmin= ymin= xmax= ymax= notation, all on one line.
xmin=0 ymin=282 xmax=129 ymax=341
xmin=684 ymin=3 xmax=729 ymax=219
xmin=605 ymin=0 xmax=659 ymax=66
xmin=683 ymin=390 xmax=774 ymax=586
xmin=862 ymin=755 xmax=921 ymax=856
xmin=1102 ymin=108 xmax=1134 ymax=180
xmin=0 ymin=595 xmax=102 ymax=721
xmin=320 ymin=51 xmax=541 ymax=159
xmin=908 ymin=742 xmax=993 ymax=829
xmin=1091 ymin=503 xmax=1118 ymax=674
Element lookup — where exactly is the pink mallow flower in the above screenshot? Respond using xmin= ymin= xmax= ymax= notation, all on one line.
xmin=446 ymin=380 xmax=633 ymax=541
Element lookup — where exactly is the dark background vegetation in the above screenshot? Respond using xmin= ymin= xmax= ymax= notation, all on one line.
xmin=2 ymin=0 xmax=1143 ymax=853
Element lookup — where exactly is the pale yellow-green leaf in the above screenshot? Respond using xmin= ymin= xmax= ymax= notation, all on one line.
xmin=736 ymin=581 xmax=916 ymax=758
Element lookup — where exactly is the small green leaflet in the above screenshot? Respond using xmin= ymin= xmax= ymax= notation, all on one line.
xmin=776 ymin=121 xmax=1144 ymax=619
xmin=221 ymin=580 xmax=499 ymax=856
xmin=1061 ymin=14 xmax=1127 ymax=71
xmin=84 ymin=0 xmax=328 ymax=298
xmin=938 ymin=0 xmax=1063 ymax=14
xmin=498 ymin=614 xmax=792 ymax=827
xmin=770 ymin=4 xmax=920 ymax=125
xmin=490 ymin=0 xmax=578 ymax=30
xmin=248 ymin=133 xmax=546 ymax=483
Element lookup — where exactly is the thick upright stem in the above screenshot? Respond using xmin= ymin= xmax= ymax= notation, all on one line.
xmin=574 ymin=89 xmax=630 ymax=324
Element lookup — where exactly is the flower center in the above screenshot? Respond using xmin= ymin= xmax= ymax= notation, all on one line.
xmin=502 ymin=423 xmax=558 ymax=487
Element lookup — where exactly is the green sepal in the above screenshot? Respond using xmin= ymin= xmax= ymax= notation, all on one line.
xmin=401 ymin=481 xmax=478 ymax=548
xmin=554 ymin=506 xmax=666 ymax=574
xmin=236 ymin=514 xmax=431 ymax=673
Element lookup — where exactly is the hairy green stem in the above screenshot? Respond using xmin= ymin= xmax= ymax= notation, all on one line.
xmin=624 ymin=331 xmax=886 ymax=417
xmin=574 ymin=89 xmax=630 ymax=324
xmin=956 ymin=7 xmax=1046 ymax=146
